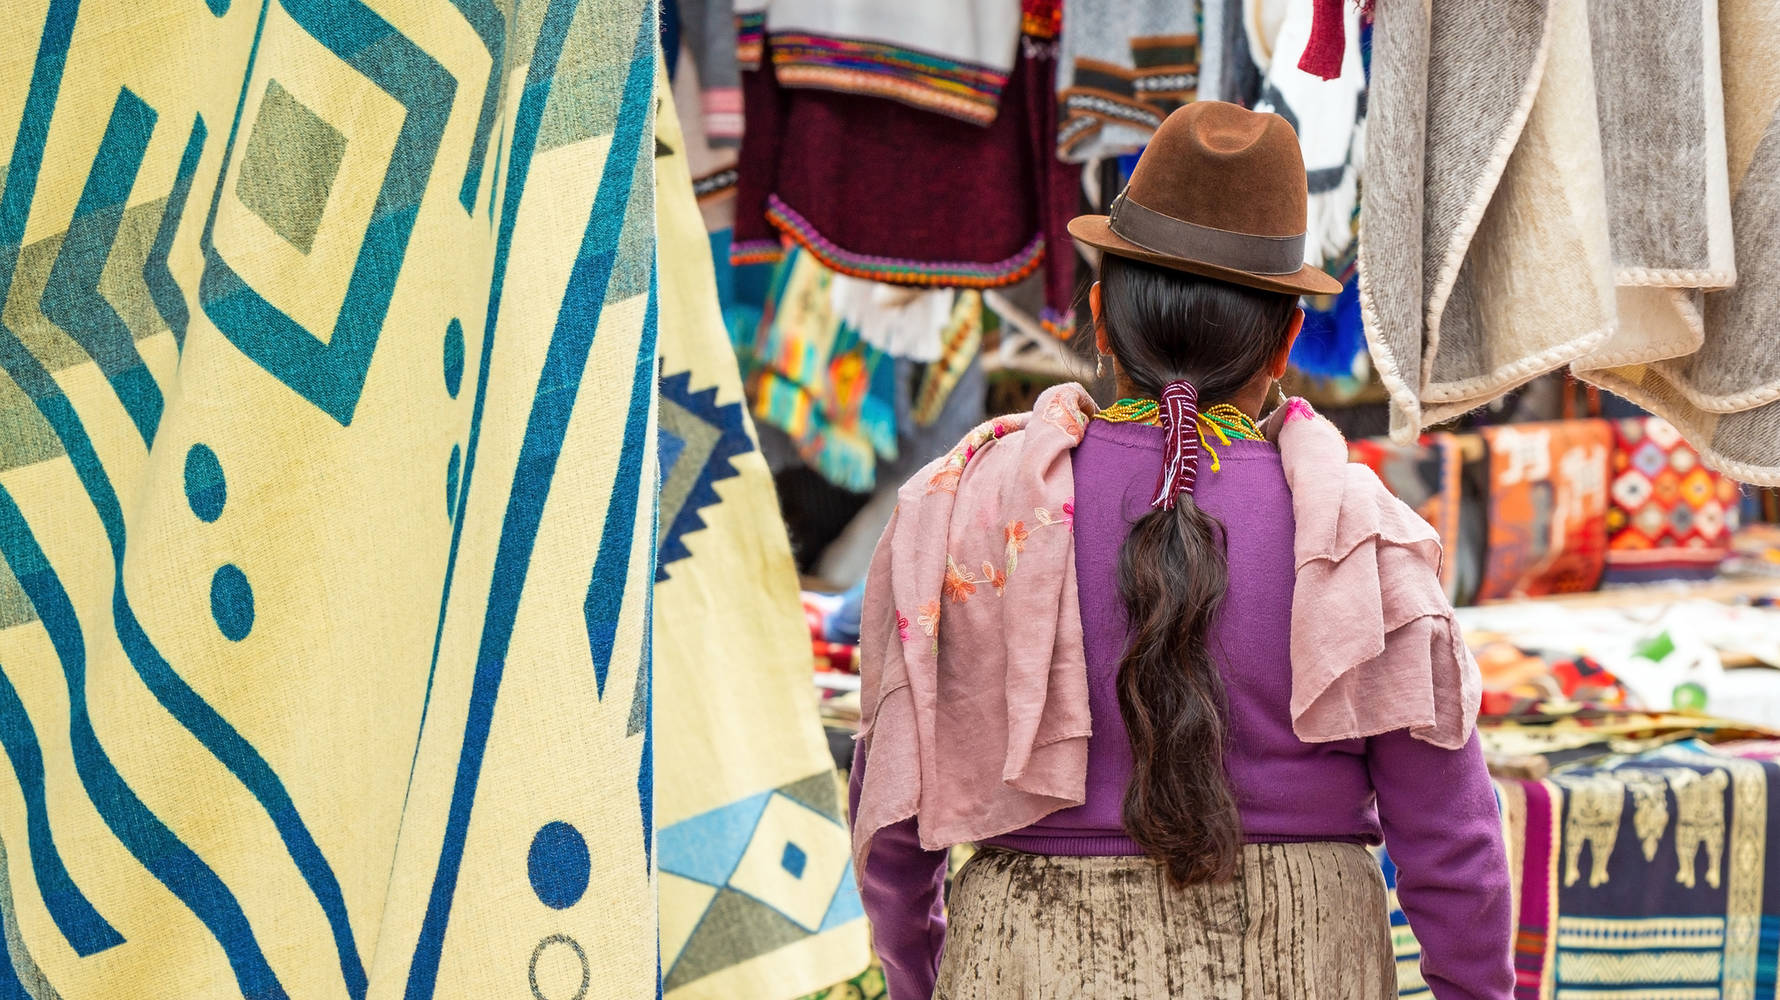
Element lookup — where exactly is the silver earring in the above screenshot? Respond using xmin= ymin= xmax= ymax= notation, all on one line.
xmin=1096 ymin=353 xmax=1106 ymax=379
xmin=1274 ymin=380 xmax=1288 ymax=406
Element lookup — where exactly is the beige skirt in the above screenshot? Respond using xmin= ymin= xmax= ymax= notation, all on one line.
xmin=934 ymin=843 xmax=1395 ymax=1000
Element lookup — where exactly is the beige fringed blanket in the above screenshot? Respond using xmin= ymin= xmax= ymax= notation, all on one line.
xmin=1361 ymin=0 xmax=1780 ymax=484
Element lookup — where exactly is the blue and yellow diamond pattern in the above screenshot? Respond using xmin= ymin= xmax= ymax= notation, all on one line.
xmin=652 ymin=72 xmax=870 ymax=1000
xmin=0 ymin=0 xmax=659 ymax=998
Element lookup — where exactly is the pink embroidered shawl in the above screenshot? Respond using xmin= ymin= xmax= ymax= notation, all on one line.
xmin=853 ymin=389 xmax=1479 ymax=875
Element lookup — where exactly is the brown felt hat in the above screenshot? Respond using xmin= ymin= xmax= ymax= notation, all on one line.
xmin=1069 ymin=101 xmax=1343 ymax=297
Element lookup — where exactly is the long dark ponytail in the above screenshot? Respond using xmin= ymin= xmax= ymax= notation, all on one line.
xmin=1096 ymin=254 xmax=1299 ymax=886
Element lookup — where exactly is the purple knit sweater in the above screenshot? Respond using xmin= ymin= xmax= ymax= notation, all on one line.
xmin=851 ymin=419 xmax=1513 ymax=1000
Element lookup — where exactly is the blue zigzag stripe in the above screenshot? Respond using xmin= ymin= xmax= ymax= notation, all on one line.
xmin=144 ymin=114 xmax=207 ymax=351
xmin=41 ymin=87 xmax=162 ymax=445
xmin=0 ymin=1 xmax=366 ymax=994
xmin=0 ymin=662 xmax=122 ymax=955
xmin=403 ymin=8 xmax=656 ymax=994
xmin=654 ymin=370 xmax=749 ymax=582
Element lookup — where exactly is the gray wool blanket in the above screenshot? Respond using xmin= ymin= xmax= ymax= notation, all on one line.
xmin=1360 ymin=0 xmax=1780 ymax=484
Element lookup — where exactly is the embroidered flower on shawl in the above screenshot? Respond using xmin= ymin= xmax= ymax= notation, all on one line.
xmin=982 ymin=562 xmax=1008 ymax=596
xmin=927 ymin=464 xmax=962 ymax=494
xmin=942 ymin=557 xmax=978 ymax=603
xmin=1042 ymin=394 xmax=1089 ymax=441
xmin=1033 ymin=501 xmax=1075 ymax=532
xmin=1004 ymin=520 xmax=1030 ymax=551
xmin=917 ymin=601 xmax=942 ymax=637
xmin=896 ymin=612 xmax=910 ymax=643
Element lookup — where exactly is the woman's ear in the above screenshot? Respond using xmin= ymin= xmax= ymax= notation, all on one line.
xmin=1090 ymin=282 xmax=1109 ymax=355
xmin=1270 ymin=307 xmax=1304 ymax=379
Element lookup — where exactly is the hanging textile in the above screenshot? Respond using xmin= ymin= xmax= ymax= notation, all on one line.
xmin=1361 ymin=0 xmax=1615 ymax=442
xmin=1475 ymin=422 xmax=1613 ymax=601
xmin=1605 ymin=417 xmax=1743 ymax=584
xmin=1572 ymin=0 xmax=1780 ymax=485
xmin=672 ymin=41 xmax=741 ymax=233
xmin=749 ymin=247 xmax=901 ymax=493
xmin=676 ymin=0 xmax=745 ymax=147
xmin=0 ymin=2 xmax=659 ymax=997
xmin=1361 ymin=0 xmax=1780 ymax=485
xmin=1252 ymin=0 xmax=1366 ymax=271
xmin=654 ymin=83 xmax=871 ymax=999
xmin=828 ymin=276 xmax=951 ymax=364
xmin=1054 ymin=0 xmax=1201 ymax=162
xmin=764 ymin=0 xmax=1023 ymax=126
xmin=734 ymin=24 xmax=1082 ymax=330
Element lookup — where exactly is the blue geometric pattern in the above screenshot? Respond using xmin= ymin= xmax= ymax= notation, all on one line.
xmin=658 ymin=773 xmax=862 ymax=990
xmin=198 ymin=0 xmax=454 ymax=428
xmin=655 ymin=369 xmax=752 ymax=582
xmin=0 ymin=0 xmax=660 ymax=998
xmin=781 ymin=842 xmax=807 ymax=879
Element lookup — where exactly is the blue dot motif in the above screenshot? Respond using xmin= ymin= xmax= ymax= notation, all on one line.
xmin=528 ymin=821 xmax=590 ymax=910
xmin=444 ymin=318 xmax=464 ymax=399
xmin=184 ymin=444 xmax=226 ymax=522
xmin=780 ymin=842 xmax=807 ymax=879
xmin=446 ymin=444 xmax=461 ymax=519
xmin=210 ymin=565 xmax=254 ymax=641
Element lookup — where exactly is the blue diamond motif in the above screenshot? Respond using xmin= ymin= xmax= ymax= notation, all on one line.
xmin=780 ymin=842 xmax=807 ymax=879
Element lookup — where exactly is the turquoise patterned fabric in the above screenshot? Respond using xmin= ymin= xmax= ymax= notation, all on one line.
xmin=0 ymin=1 xmax=659 ymax=997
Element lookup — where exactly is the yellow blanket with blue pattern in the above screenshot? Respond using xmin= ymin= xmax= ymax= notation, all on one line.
xmin=0 ymin=0 xmax=657 ymax=997
xmin=652 ymin=57 xmax=871 ymax=1000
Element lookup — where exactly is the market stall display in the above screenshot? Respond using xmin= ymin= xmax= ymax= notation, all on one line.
xmin=656 ymin=0 xmax=1780 ymax=995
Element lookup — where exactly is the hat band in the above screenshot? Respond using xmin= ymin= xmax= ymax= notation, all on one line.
xmin=1108 ymin=192 xmax=1307 ymax=276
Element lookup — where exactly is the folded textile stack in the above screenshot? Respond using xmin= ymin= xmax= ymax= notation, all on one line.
xmin=1606 ymin=416 xmax=1745 ymax=584
xmin=1475 ymin=645 xmax=1629 ymax=719
xmin=1347 ymin=416 xmax=1751 ymax=604
xmin=1362 ymin=0 xmax=1780 ymax=484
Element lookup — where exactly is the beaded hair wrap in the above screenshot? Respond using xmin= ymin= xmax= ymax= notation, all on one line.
xmin=1152 ymin=380 xmax=1201 ymax=510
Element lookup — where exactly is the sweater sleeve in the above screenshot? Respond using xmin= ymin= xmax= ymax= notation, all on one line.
xmin=1366 ymin=729 xmax=1514 ymax=1000
xmin=849 ymin=741 xmax=948 ymax=1000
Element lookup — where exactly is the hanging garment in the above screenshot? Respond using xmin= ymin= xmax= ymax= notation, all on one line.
xmin=1572 ymin=0 xmax=1780 ymax=486
xmin=0 ymin=2 xmax=659 ymax=997
xmin=1604 ymin=417 xmax=1743 ymax=584
xmin=676 ymin=0 xmax=745 ymax=146
xmin=1362 ymin=0 xmax=1780 ymax=485
xmin=1200 ymin=0 xmax=1265 ymax=106
xmin=1475 ymin=421 xmax=1614 ymax=601
xmin=1570 ymin=0 xmax=1737 ymax=380
xmin=1361 ymin=0 xmax=1616 ymax=442
xmin=1054 ymin=0 xmax=1201 ymax=162
xmin=1252 ymin=0 xmax=1366 ymax=271
xmin=1293 ymin=276 xmax=1368 ymax=378
xmin=828 ymin=274 xmax=951 ymax=363
xmin=672 ymin=44 xmax=741 ymax=232
xmin=764 ymin=0 xmax=1023 ymax=126
xmin=735 ymin=32 xmax=1082 ymax=322
xmin=654 ymin=87 xmax=871 ymax=998
xmin=750 ymin=247 xmax=901 ymax=492
xmin=912 ymin=291 xmax=988 ymax=427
